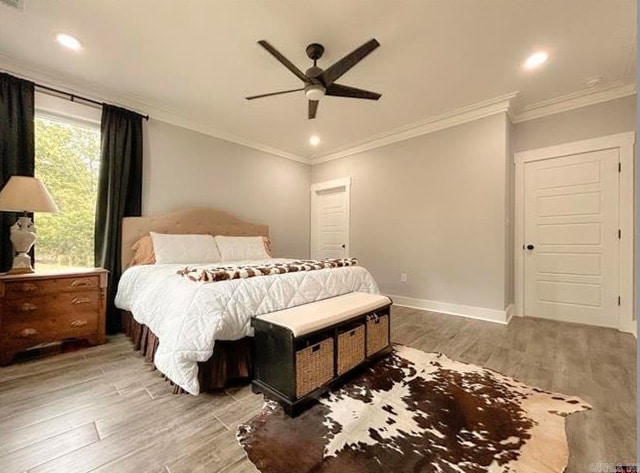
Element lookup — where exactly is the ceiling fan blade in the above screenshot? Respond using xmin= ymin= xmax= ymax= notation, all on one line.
xmin=258 ymin=40 xmax=311 ymax=84
xmin=245 ymin=88 xmax=305 ymax=100
xmin=320 ymin=39 xmax=380 ymax=86
xmin=326 ymin=83 xmax=381 ymax=100
xmin=308 ymin=100 xmax=319 ymax=119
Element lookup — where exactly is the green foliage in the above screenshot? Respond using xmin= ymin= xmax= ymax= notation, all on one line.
xmin=34 ymin=117 xmax=100 ymax=268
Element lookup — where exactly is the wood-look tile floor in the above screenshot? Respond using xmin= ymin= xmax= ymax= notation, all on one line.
xmin=0 ymin=306 xmax=636 ymax=473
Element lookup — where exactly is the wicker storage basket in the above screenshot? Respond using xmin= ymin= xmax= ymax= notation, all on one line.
xmin=296 ymin=337 xmax=334 ymax=398
xmin=337 ymin=324 xmax=365 ymax=375
xmin=366 ymin=313 xmax=389 ymax=356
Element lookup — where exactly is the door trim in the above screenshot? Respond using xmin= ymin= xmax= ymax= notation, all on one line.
xmin=514 ymin=132 xmax=635 ymax=333
xmin=310 ymin=177 xmax=351 ymax=260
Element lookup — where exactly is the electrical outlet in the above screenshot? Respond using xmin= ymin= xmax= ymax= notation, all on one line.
xmin=400 ymin=272 xmax=408 ymax=283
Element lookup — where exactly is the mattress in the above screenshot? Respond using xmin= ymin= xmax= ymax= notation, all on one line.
xmin=115 ymin=258 xmax=380 ymax=394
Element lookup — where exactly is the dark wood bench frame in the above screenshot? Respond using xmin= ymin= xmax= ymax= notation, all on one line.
xmin=251 ymin=302 xmax=392 ymax=416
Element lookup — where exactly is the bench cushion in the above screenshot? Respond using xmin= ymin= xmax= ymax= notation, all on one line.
xmin=256 ymin=292 xmax=391 ymax=337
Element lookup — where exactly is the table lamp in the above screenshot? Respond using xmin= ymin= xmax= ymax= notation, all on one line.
xmin=0 ymin=176 xmax=59 ymax=274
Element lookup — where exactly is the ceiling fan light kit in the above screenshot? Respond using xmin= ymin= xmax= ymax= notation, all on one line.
xmin=304 ymin=84 xmax=326 ymax=101
xmin=246 ymin=38 xmax=382 ymax=119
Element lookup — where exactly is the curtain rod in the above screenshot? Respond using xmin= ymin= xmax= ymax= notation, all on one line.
xmin=35 ymin=83 xmax=150 ymax=121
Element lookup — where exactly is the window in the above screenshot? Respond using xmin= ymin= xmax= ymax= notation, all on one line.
xmin=34 ymin=115 xmax=100 ymax=270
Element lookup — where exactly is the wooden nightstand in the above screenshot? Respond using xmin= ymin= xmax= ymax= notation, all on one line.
xmin=0 ymin=268 xmax=108 ymax=366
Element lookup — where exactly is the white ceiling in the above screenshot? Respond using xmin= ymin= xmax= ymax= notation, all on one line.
xmin=0 ymin=0 xmax=636 ymax=160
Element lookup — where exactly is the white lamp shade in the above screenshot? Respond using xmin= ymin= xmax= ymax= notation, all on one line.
xmin=0 ymin=176 xmax=59 ymax=213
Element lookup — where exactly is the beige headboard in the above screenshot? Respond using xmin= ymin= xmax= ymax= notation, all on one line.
xmin=121 ymin=207 xmax=269 ymax=269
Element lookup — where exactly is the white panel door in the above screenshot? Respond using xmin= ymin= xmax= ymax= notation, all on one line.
xmin=523 ymin=149 xmax=619 ymax=327
xmin=311 ymin=182 xmax=349 ymax=260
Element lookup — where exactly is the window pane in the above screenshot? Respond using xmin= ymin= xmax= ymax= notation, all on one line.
xmin=34 ymin=116 xmax=100 ymax=270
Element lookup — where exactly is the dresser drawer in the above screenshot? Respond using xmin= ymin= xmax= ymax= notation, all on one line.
xmin=2 ymin=310 xmax=99 ymax=343
xmin=1 ymin=291 xmax=99 ymax=318
xmin=2 ymin=275 xmax=99 ymax=299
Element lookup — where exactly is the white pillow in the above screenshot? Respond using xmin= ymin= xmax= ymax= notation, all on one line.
xmin=214 ymin=235 xmax=271 ymax=261
xmin=150 ymin=232 xmax=221 ymax=264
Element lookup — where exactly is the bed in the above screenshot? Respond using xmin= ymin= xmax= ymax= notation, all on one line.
xmin=114 ymin=208 xmax=380 ymax=395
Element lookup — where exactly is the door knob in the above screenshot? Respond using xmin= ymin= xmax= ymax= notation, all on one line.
xmin=341 ymin=244 xmax=346 ymax=249
xmin=526 ymin=244 xmax=535 ymax=250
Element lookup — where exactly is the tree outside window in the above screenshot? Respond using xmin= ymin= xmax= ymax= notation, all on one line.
xmin=34 ymin=116 xmax=100 ymax=269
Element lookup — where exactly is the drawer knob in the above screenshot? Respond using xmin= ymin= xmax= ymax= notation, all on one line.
xmin=20 ymin=283 xmax=37 ymax=292
xmin=17 ymin=328 xmax=38 ymax=338
xmin=70 ymin=319 xmax=88 ymax=328
xmin=20 ymin=302 xmax=38 ymax=312
xmin=70 ymin=279 xmax=92 ymax=288
xmin=71 ymin=297 xmax=90 ymax=305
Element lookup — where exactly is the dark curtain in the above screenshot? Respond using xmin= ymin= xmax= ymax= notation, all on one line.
xmin=0 ymin=73 xmax=35 ymax=272
xmin=95 ymin=104 xmax=143 ymax=333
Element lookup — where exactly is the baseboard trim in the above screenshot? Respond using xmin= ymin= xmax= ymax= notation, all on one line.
xmin=619 ymin=319 xmax=637 ymax=338
xmin=388 ymin=295 xmax=510 ymax=325
xmin=505 ymin=304 xmax=514 ymax=324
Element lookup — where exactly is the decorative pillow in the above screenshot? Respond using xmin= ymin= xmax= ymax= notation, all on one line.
xmin=214 ymin=235 xmax=272 ymax=261
xmin=129 ymin=235 xmax=156 ymax=266
xmin=150 ymin=232 xmax=221 ymax=264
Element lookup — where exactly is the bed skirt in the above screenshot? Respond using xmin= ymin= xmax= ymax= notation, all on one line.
xmin=121 ymin=311 xmax=252 ymax=394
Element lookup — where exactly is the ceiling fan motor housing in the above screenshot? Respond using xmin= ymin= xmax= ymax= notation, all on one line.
xmin=305 ymin=66 xmax=323 ymax=79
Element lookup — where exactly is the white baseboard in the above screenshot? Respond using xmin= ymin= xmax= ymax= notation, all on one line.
xmin=619 ymin=318 xmax=637 ymax=338
xmin=388 ymin=294 xmax=511 ymax=325
xmin=505 ymin=304 xmax=514 ymax=323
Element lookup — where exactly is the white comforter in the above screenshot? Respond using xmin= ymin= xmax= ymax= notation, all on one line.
xmin=115 ymin=259 xmax=380 ymax=394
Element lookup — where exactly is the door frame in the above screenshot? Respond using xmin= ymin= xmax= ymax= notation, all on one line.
xmin=513 ymin=132 xmax=635 ymax=333
xmin=310 ymin=177 xmax=351 ymax=260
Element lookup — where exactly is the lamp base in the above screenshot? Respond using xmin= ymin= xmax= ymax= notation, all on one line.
xmin=9 ymin=216 xmax=36 ymax=274
xmin=8 ymin=252 xmax=34 ymax=274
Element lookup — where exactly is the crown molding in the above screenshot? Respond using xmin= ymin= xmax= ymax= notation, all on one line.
xmin=310 ymin=92 xmax=518 ymax=164
xmin=310 ymin=82 xmax=637 ymax=165
xmin=511 ymin=81 xmax=637 ymax=123
xmin=0 ymin=55 xmax=311 ymax=165
xmin=143 ymin=113 xmax=311 ymax=165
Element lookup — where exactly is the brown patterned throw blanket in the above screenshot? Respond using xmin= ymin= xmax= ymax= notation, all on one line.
xmin=177 ymin=258 xmax=358 ymax=283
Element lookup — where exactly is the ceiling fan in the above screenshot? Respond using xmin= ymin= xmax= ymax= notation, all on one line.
xmin=246 ymin=39 xmax=381 ymax=119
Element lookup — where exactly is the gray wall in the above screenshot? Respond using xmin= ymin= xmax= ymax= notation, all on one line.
xmin=513 ymin=95 xmax=636 ymax=152
xmin=312 ymin=114 xmax=510 ymax=311
xmin=505 ymin=118 xmax=515 ymax=309
xmin=140 ymin=96 xmax=635 ymax=314
xmin=142 ymin=119 xmax=311 ymax=259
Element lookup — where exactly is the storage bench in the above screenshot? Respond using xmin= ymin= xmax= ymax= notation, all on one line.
xmin=251 ymin=292 xmax=392 ymax=416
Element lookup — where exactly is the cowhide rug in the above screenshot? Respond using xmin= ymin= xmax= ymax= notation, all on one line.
xmin=237 ymin=345 xmax=590 ymax=473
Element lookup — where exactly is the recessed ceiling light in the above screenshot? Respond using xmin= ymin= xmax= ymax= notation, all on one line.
xmin=309 ymin=135 xmax=321 ymax=146
xmin=56 ymin=33 xmax=82 ymax=51
xmin=523 ymin=51 xmax=548 ymax=70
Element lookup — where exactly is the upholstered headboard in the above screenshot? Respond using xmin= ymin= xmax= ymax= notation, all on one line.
xmin=121 ymin=208 xmax=269 ymax=269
